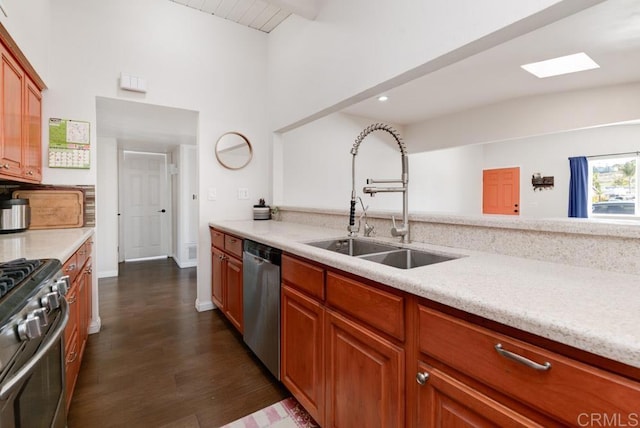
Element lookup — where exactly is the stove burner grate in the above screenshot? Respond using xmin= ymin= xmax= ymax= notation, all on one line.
xmin=0 ymin=259 xmax=43 ymax=298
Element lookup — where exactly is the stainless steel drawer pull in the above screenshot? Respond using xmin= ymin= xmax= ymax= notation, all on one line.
xmin=494 ymin=343 xmax=551 ymax=371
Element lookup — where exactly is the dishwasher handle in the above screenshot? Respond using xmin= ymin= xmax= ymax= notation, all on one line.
xmin=243 ymin=240 xmax=282 ymax=265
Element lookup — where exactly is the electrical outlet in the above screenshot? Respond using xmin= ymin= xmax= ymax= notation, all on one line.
xmin=237 ymin=188 xmax=249 ymax=200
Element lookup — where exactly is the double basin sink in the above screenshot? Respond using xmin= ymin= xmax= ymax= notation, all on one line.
xmin=306 ymin=238 xmax=459 ymax=270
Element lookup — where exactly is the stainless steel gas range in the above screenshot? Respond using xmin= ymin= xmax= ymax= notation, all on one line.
xmin=0 ymin=258 xmax=70 ymax=428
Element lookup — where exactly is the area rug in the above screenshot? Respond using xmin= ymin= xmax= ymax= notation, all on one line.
xmin=220 ymin=397 xmax=319 ymax=428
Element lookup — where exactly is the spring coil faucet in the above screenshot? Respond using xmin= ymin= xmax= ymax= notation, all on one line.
xmin=348 ymin=123 xmax=410 ymax=243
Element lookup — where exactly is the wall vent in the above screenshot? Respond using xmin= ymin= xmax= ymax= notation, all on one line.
xmin=188 ymin=244 xmax=197 ymax=260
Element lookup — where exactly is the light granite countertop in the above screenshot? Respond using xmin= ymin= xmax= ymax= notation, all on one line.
xmin=210 ymin=219 xmax=640 ymax=369
xmin=0 ymin=228 xmax=95 ymax=263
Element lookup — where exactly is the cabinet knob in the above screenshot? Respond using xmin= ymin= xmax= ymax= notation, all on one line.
xmin=26 ymin=170 xmax=33 ymax=175
xmin=416 ymin=371 xmax=430 ymax=385
xmin=2 ymin=164 xmax=9 ymax=169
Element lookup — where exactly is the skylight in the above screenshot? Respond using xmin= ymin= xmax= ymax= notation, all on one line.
xmin=521 ymin=53 xmax=600 ymax=78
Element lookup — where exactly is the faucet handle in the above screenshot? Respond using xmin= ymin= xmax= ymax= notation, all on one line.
xmin=391 ymin=216 xmax=408 ymax=238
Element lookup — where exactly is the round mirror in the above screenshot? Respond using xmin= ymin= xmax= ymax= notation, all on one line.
xmin=215 ymin=131 xmax=253 ymax=170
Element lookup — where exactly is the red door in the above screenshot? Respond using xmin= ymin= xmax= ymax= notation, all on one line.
xmin=483 ymin=167 xmax=520 ymax=215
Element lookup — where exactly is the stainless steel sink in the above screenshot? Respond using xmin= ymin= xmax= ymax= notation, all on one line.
xmin=306 ymin=238 xmax=398 ymax=256
xmin=359 ymin=248 xmax=457 ymax=269
xmin=306 ymin=238 xmax=460 ymax=269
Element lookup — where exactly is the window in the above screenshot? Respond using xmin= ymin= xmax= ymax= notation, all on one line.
xmin=589 ymin=154 xmax=638 ymax=217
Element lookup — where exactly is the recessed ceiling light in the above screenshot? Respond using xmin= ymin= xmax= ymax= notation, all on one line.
xmin=377 ymin=95 xmax=389 ymax=102
xmin=521 ymin=52 xmax=600 ymax=78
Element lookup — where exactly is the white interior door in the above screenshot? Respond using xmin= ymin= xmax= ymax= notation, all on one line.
xmin=121 ymin=151 xmax=170 ymax=261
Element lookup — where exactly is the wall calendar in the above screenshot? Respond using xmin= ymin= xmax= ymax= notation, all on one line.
xmin=48 ymin=118 xmax=91 ymax=169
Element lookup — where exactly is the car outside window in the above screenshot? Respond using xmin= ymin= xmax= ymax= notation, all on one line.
xmin=589 ymin=155 xmax=638 ymax=218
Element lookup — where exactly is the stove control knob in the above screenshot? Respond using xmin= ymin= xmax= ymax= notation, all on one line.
xmin=33 ymin=307 xmax=49 ymax=327
xmin=17 ymin=313 xmax=43 ymax=341
xmin=41 ymin=292 xmax=61 ymax=311
xmin=52 ymin=276 xmax=70 ymax=297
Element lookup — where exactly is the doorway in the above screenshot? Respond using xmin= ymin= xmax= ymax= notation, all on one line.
xmin=96 ymin=97 xmax=199 ymax=278
xmin=119 ymin=151 xmax=170 ymax=261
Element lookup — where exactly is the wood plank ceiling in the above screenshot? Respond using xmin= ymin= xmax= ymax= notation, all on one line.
xmin=170 ymin=0 xmax=291 ymax=33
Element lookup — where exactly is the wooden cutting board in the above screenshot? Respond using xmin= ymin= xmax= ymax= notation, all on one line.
xmin=12 ymin=189 xmax=84 ymax=229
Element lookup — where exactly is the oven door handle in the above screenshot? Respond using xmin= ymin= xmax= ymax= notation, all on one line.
xmin=0 ymin=298 xmax=69 ymax=400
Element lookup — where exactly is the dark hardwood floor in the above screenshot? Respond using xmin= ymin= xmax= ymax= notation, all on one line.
xmin=67 ymin=258 xmax=288 ymax=428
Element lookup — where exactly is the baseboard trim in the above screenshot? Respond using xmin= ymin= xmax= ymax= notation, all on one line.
xmin=195 ymin=298 xmax=214 ymax=312
xmin=175 ymin=259 xmax=197 ymax=269
xmin=88 ymin=317 xmax=102 ymax=334
xmin=125 ymin=255 xmax=168 ymax=262
xmin=98 ymin=270 xmax=119 ymax=278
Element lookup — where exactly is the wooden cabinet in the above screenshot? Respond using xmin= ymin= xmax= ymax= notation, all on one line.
xmin=64 ymin=237 xmax=94 ymax=410
xmin=0 ymin=44 xmax=24 ymax=178
xmin=415 ymin=362 xmax=540 ymax=427
xmin=211 ymin=247 xmax=224 ymax=309
xmin=413 ymin=304 xmax=640 ymax=427
xmin=210 ymin=227 xmax=243 ymax=333
xmin=281 ymin=254 xmax=405 ymax=427
xmin=0 ymin=41 xmax=42 ymax=183
xmin=23 ymin=75 xmax=41 ymax=181
xmin=325 ymin=309 xmax=404 ymax=428
xmin=281 ymin=283 xmax=325 ymax=424
xmin=223 ymin=254 xmax=243 ymax=332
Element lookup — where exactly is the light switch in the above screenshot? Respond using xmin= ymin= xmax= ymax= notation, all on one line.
xmin=237 ymin=188 xmax=249 ymax=200
xmin=207 ymin=187 xmax=217 ymax=201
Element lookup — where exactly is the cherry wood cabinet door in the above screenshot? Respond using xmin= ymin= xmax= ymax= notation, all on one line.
xmin=211 ymin=247 xmax=225 ymax=310
xmin=23 ymin=76 xmax=41 ymax=182
xmin=281 ymin=285 xmax=324 ymax=425
xmin=325 ymin=309 xmax=404 ymax=428
xmin=224 ymin=255 xmax=243 ymax=333
xmin=64 ymin=284 xmax=79 ymax=349
xmin=415 ymin=362 xmax=542 ymax=428
xmin=0 ymin=45 xmax=24 ymax=177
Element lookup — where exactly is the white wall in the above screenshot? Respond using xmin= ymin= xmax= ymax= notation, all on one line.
xmin=96 ymin=137 xmax=118 ymax=277
xmin=267 ymin=0 xmax=596 ymax=131
xmin=279 ymin=112 xmax=484 ymax=215
xmin=410 ymin=146 xmax=483 ymax=214
xmin=0 ymin=0 xmax=51 ymax=81
xmin=174 ymin=144 xmax=198 ymax=268
xmin=279 ymin=113 xmax=405 ymax=211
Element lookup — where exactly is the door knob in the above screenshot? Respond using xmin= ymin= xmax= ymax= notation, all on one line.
xmin=158 ymin=209 xmax=166 ymax=213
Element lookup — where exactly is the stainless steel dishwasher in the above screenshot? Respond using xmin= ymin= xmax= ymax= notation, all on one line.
xmin=242 ymin=239 xmax=282 ymax=379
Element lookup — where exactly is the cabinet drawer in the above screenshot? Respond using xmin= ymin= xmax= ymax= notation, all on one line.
xmin=327 ymin=272 xmax=404 ymax=341
xmin=224 ymin=234 xmax=243 ymax=258
xmin=210 ymin=228 xmax=224 ymax=250
xmin=418 ymin=306 xmax=640 ymax=425
xmin=282 ymin=255 xmax=324 ymax=301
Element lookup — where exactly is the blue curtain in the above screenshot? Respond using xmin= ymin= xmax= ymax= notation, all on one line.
xmin=568 ymin=156 xmax=588 ymax=218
